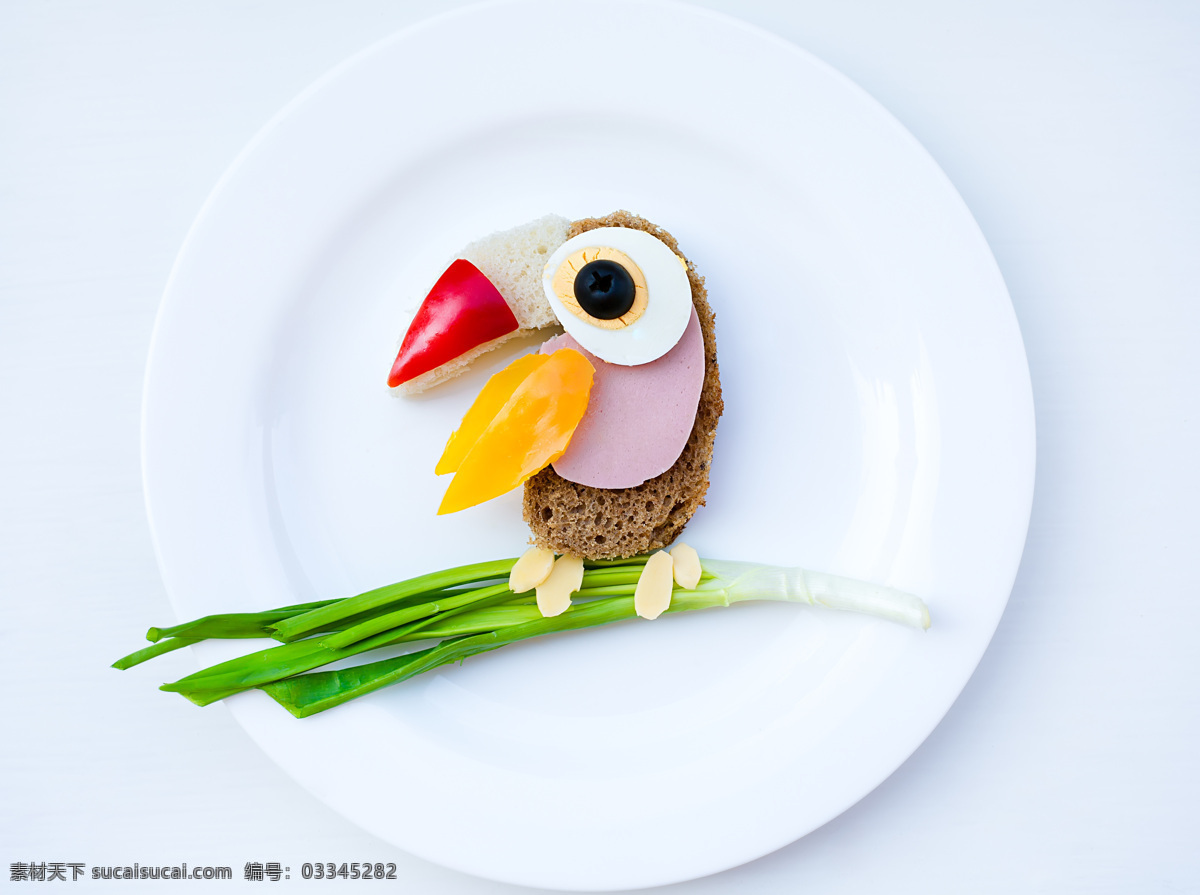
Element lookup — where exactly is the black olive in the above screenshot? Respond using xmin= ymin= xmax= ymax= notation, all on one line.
xmin=573 ymin=259 xmax=636 ymax=320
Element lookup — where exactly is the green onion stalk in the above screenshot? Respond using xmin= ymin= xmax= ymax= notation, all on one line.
xmin=114 ymin=555 xmax=929 ymax=718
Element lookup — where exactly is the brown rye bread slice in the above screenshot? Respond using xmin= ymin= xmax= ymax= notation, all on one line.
xmin=522 ymin=211 xmax=723 ymax=560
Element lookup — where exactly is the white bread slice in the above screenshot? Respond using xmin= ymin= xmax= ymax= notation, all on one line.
xmin=394 ymin=330 xmax=524 ymax=395
xmin=461 ymin=214 xmax=567 ymax=331
xmin=394 ymin=215 xmax=568 ymax=395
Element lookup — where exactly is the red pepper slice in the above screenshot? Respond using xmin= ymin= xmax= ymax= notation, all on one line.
xmin=387 ymin=259 xmax=519 ymax=388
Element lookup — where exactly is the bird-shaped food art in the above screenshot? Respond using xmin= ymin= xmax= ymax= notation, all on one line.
xmin=116 ymin=212 xmax=930 ymax=719
xmin=388 ymin=211 xmax=722 ymax=619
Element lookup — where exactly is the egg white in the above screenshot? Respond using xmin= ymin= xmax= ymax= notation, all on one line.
xmin=542 ymin=227 xmax=693 ymax=366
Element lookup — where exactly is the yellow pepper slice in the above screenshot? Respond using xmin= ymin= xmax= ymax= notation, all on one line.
xmin=438 ymin=348 xmax=594 ymax=515
xmin=436 ymin=353 xmax=549 ymax=475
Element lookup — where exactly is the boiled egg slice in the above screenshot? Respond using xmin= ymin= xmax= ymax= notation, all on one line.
xmin=542 ymin=226 xmax=693 ymax=366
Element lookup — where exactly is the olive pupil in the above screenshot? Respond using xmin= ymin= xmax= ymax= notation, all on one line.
xmin=574 ymin=259 xmax=635 ymax=320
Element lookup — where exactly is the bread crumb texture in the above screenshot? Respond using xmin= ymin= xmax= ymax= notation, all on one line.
xmin=461 ymin=214 xmax=569 ymax=331
xmin=523 ymin=211 xmax=723 ymax=559
xmin=393 ymin=330 xmax=523 ymax=396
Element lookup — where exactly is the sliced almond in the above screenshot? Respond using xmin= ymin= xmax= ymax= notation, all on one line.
xmin=536 ymin=554 xmax=584 ymax=617
xmin=668 ymin=543 xmax=702 ymax=590
xmin=509 ymin=546 xmax=556 ymax=593
xmin=634 ymin=551 xmax=674 ymax=620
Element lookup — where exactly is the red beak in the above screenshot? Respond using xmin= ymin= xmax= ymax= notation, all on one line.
xmin=388 ymin=259 xmax=520 ymax=389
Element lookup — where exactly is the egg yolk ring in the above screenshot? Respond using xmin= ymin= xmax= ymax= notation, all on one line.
xmin=550 ymin=246 xmax=648 ymax=330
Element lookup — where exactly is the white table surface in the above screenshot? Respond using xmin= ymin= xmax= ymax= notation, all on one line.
xmin=3 ymin=1 xmax=1197 ymax=892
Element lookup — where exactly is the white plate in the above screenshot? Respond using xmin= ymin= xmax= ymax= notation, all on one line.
xmin=143 ymin=0 xmax=1035 ymax=889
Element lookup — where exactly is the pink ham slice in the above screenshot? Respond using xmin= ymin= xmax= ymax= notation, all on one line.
xmin=540 ymin=307 xmax=705 ymax=489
